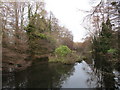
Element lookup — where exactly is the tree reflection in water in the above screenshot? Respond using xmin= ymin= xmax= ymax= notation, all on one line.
xmin=2 ymin=59 xmax=120 ymax=89
xmin=90 ymin=53 xmax=117 ymax=89
xmin=2 ymin=62 xmax=75 ymax=88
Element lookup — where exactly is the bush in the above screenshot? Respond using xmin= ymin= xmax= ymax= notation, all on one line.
xmin=49 ymin=45 xmax=81 ymax=64
xmin=55 ymin=45 xmax=71 ymax=57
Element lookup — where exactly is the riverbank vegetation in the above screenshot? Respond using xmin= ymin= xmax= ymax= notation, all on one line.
xmin=49 ymin=45 xmax=81 ymax=64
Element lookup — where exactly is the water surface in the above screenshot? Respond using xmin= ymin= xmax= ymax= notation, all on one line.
xmin=2 ymin=61 xmax=120 ymax=89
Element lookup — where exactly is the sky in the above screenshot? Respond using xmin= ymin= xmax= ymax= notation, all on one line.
xmin=44 ymin=0 xmax=93 ymax=42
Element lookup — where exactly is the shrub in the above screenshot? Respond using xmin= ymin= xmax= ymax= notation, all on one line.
xmin=55 ymin=45 xmax=71 ymax=57
xmin=49 ymin=45 xmax=81 ymax=64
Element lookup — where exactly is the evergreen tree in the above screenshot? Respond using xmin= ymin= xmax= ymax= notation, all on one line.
xmin=99 ymin=19 xmax=113 ymax=54
xmin=25 ymin=14 xmax=50 ymax=58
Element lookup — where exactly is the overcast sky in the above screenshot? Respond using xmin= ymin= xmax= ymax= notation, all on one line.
xmin=45 ymin=0 xmax=93 ymax=42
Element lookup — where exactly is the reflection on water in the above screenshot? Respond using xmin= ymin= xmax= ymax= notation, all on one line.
xmin=2 ymin=61 xmax=120 ymax=88
xmin=93 ymin=53 xmax=120 ymax=89
xmin=2 ymin=62 xmax=74 ymax=88
xmin=62 ymin=61 xmax=94 ymax=88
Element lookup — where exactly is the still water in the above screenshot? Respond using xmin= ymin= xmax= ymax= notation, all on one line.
xmin=2 ymin=61 xmax=120 ymax=89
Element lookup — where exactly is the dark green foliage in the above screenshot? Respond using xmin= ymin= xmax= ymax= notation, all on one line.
xmin=92 ymin=19 xmax=113 ymax=54
xmin=92 ymin=19 xmax=113 ymax=69
xmin=25 ymin=13 xmax=55 ymax=57
xmin=99 ymin=19 xmax=113 ymax=54
xmin=92 ymin=17 xmax=119 ymax=74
